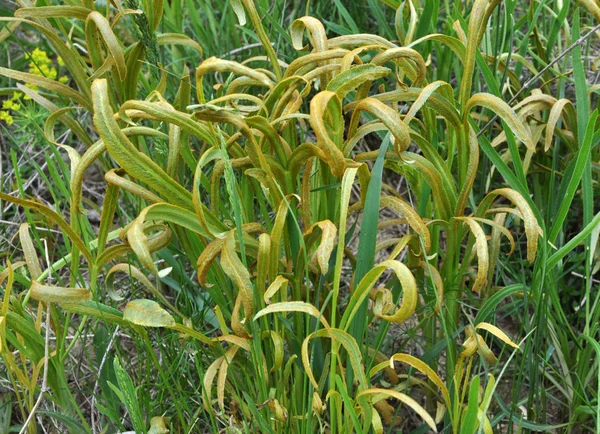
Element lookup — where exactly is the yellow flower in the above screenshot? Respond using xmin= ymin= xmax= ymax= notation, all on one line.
xmin=2 ymin=97 xmax=21 ymax=113
xmin=22 ymin=49 xmax=71 ymax=94
xmin=0 ymin=110 xmax=14 ymax=125
xmin=26 ymin=49 xmax=62 ymax=80
xmin=2 ymin=100 xmax=19 ymax=110
xmin=31 ymin=48 xmax=51 ymax=66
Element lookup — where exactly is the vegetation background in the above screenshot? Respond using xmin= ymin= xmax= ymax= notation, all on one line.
xmin=0 ymin=0 xmax=599 ymax=433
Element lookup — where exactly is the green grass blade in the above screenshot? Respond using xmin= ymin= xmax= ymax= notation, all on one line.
xmin=548 ymin=109 xmax=597 ymax=243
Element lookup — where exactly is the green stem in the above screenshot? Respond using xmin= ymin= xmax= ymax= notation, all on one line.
xmin=242 ymin=0 xmax=282 ymax=80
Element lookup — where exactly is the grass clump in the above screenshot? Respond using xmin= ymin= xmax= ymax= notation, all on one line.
xmin=0 ymin=0 xmax=599 ymax=433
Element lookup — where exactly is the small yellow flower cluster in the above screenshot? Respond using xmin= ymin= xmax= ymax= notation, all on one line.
xmin=0 ymin=92 xmax=21 ymax=126
xmin=0 ymin=111 xmax=13 ymax=125
xmin=29 ymin=48 xmax=57 ymax=78
xmin=26 ymin=48 xmax=70 ymax=94
xmin=1 ymin=49 xmax=69 ymax=125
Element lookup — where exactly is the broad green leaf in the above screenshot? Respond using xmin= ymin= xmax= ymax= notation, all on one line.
xmin=327 ymin=64 xmax=390 ymax=99
xmin=548 ymin=110 xmax=598 ymax=243
xmin=462 ymin=376 xmax=480 ymax=434
xmin=61 ymin=301 xmax=129 ymax=327
xmin=112 ymin=358 xmax=145 ymax=433
xmin=548 ymin=212 xmax=600 ymax=269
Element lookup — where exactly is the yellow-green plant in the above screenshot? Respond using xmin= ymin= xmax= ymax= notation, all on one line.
xmin=2 ymin=0 xmax=598 ymax=432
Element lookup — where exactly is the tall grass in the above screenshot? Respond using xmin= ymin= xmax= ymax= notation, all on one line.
xmin=0 ymin=0 xmax=598 ymax=432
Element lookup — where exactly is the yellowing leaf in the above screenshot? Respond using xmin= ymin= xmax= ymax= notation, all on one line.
xmin=254 ymin=301 xmax=330 ymax=329
xmin=404 ymin=80 xmax=454 ymax=126
xmin=545 ymin=99 xmax=574 ymax=152
xmin=348 ymin=97 xmax=411 ymax=152
xmin=290 ymin=16 xmax=328 ymax=52
xmin=256 ymin=233 xmax=271 ymax=296
xmin=92 ymin=80 xmax=194 ymax=211
xmin=380 ymin=196 xmax=431 ymax=252
xmin=86 ymin=12 xmax=127 ymax=80
xmin=477 ymin=188 xmax=540 ymax=263
xmin=371 ymin=47 xmax=427 ymax=86
xmin=203 ymin=356 xmax=224 ymax=411
xmin=262 ymin=330 xmax=284 ymax=372
xmin=230 ymin=0 xmax=246 ymax=25
xmin=216 ymin=334 xmax=251 ymax=351
xmin=0 ymin=67 xmax=91 ymax=111
xmin=106 ymin=263 xmax=180 ymax=315
xmin=14 ymin=6 xmax=92 ymax=20
xmin=389 ymin=353 xmax=450 ymax=407
xmin=469 ymin=216 xmax=515 ymax=255
xmin=474 ymin=333 xmax=498 ymax=365
xmin=30 ymin=281 xmax=91 ymax=303
xmin=195 ymin=57 xmax=272 ymax=103
xmin=217 ymin=346 xmax=239 ymax=410
xmin=221 ymin=231 xmax=254 ymax=338
xmin=264 ymin=275 xmax=289 ymax=304
xmin=196 ymin=238 xmax=225 ymax=286
xmin=304 ymin=220 xmax=337 ymax=275
xmin=357 ymin=388 xmax=437 ymax=432
xmin=302 ymin=328 xmax=367 ymax=392
xmin=148 ymin=416 xmax=169 ymax=434
xmin=341 ymin=259 xmax=417 ymax=329
xmin=580 ymin=0 xmax=600 ymax=22
xmin=465 ymin=93 xmax=535 ymax=152
xmin=123 ymin=299 xmax=175 ymax=328
xmin=454 ymin=217 xmax=489 ymax=294
xmin=18 ymin=224 xmax=42 ymax=280
xmin=1 ymin=261 xmax=18 ymax=318
xmin=309 ymin=91 xmax=347 ymax=177
xmin=157 ymin=33 xmax=203 ymax=55
xmin=475 ymin=322 xmax=520 ymax=349
xmin=327 ymin=64 xmax=390 ymax=99
xmin=458 ymin=0 xmax=494 ymax=104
